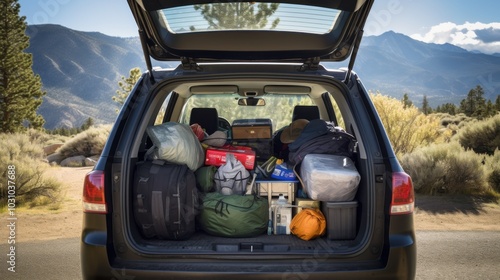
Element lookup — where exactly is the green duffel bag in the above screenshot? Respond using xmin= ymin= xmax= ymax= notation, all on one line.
xmin=195 ymin=166 xmax=217 ymax=193
xmin=198 ymin=192 xmax=269 ymax=238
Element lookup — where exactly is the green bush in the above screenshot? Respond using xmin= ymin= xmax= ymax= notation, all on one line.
xmin=457 ymin=113 xmax=500 ymax=155
xmin=400 ymin=142 xmax=487 ymax=195
xmin=485 ymin=149 xmax=500 ymax=193
xmin=56 ymin=125 xmax=111 ymax=158
xmin=0 ymin=133 xmax=61 ymax=208
xmin=432 ymin=113 xmax=476 ymax=137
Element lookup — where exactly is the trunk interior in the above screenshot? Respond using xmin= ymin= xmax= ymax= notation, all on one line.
xmin=118 ymin=73 xmax=375 ymax=257
xmin=124 ymin=156 xmax=371 ymax=256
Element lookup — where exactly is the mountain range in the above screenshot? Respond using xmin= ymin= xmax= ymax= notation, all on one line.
xmin=26 ymin=24 xmax=500 ymax=129
xmin=354 ymin=31 xmax=500 ymax=106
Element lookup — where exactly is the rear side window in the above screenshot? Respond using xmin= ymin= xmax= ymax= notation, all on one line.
xmin=328 ymin=93 xmax=345 ymax=128
xmin=154 ymin=92 xmax=173 ymax=125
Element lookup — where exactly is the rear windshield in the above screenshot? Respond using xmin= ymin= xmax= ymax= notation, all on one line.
xmin=157 ymin=3 xmax=341 ymax=35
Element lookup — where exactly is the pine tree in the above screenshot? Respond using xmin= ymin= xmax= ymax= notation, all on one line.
xmin=437 ymin=103 xmax=457 ymax=115
xmin=401 ymin=93 xmax=413 ymax=109
xmin=472 ymin=85 xmax=486 ymax=119
xmin=495 ymin=95 xmax=500 ymax=112
xmin=80 ymin=117 xmax=94 ymax=131
xmin=459 ymin=85 xmax=486 ymax=118
xmin=421 ymin=95 xmax=431 ymax=115
xmin=112 ymin=67 xmax=141 ymax=112
xmin=0 ymin=0 xmax=45 ymax=133
xmin=190 ymin=2 xmax=280 ymax=31
xmin=484 ymin=100 xmax=495 ymax=118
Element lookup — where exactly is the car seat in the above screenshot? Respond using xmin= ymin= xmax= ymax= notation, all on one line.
xmin=190 ymin=108 xmax=219 ymax=135
xmin=292 ymin=105 xmax=320 ymax=121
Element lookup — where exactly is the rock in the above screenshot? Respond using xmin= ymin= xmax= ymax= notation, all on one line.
xmin=47 ymin=153 xmax=63 ymax=164
xmin=84 ymin=157 xmax=97 ymax=166
xmin=43 ymin=143 xmax=64 ymax=155
xmin=60 ymin=155 xmax=86 ymax=167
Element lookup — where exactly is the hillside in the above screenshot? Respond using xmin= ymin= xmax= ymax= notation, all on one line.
xmin=27 ymin=24 xmax=145 ymax=128
xmin=26 ymin=25 xmax=500 ymax=128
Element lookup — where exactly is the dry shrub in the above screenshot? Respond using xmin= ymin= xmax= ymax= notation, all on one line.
xmin=0 ymin=133 xmax=62 ymax=208
xmin=400 ymin=142 xmax=487 ymax=195
xmin=56 ymin=125 xmax=111 ymax=158
xmin=26 ymin=128 xmax=69 ymax=146
xmin=435 ymin=113 xmax=473 ymax=127
xmin=485 ymin=149 xmax=500 ymax=193
xmin=370 ymin=92 xmax=447 ymax=157
xmin=457 ymin=113 xmax=500 ymax=155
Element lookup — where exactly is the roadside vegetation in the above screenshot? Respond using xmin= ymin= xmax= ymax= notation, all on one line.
xmin=56 ymin=125 xmax=112 ymax=159
xmin=371 ymin=88 xmax=500 ymax=199
xmin=0 ymin=122 xmax=111 ymax=210
xmin=0 ymin=133 xmax=62 ymax=209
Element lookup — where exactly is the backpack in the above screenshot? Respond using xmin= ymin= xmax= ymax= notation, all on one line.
xmin=288 ymin=130 xmax=357 ymax=166
xmin=198 ymin=192 xmax=269 ymax=238
xmin=133 ymin=160 xmax=199 ymax=240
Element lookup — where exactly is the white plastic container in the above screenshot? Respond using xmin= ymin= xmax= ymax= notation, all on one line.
xmin=300 ymin=154 xmax=360 ymax=201
xmin=271 ymin=194 xmax=292 ymax=235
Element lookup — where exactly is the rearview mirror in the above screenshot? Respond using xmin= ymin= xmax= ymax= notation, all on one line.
xmin=238 ymin=97 xmax=266 ymax=106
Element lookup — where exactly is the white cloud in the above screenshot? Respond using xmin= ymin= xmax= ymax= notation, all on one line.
xmin=411 ymin=22 xmax=500 ymax=54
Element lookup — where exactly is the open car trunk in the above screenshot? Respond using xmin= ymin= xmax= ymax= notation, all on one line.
xmin=123 ymin=156 xmax=371 ymax=256
xmin=111 ymin=66 xmax=383 ymax=263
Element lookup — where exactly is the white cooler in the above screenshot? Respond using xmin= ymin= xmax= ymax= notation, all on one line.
xmin=300 ymin=154 xmax=360 ymax=201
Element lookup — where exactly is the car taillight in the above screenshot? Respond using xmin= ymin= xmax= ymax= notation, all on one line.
xmin=390 ymin=172 xmax=414 ymax=215
xmin=83 ymin=170 xmax=107 ymax=213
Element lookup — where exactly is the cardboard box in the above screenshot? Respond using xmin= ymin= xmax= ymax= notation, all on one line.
xmin=293 ymin=198 xmax=320 ymax=216
xmin=257 ymin=181 xmax=296 ymax=204
xmin=205 ymin=145 xmax=256 ymax=170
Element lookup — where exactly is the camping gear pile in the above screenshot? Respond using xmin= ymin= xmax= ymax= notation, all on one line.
xmin=133 ymin=115 xmax=361 ymax=240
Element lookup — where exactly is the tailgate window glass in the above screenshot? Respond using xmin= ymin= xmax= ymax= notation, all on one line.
xmin=157 ymin=3 xmax=341 ymax=35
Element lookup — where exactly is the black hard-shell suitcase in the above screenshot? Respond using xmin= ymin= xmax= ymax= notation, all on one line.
xmin=133 ymin=160 xmax=199 ymax=240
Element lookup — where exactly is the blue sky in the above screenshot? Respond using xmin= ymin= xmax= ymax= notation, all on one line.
xmin=18 ymin=0 xmax=500 ymax=54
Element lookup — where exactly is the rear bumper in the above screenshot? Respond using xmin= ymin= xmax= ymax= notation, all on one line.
xmin=81 ymin=234 xmax=415 ymax=280
xmin=81 ymin=213 xmax=114 ymax=280
xmin=81 ymin=210 xmax=416 ymax=280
